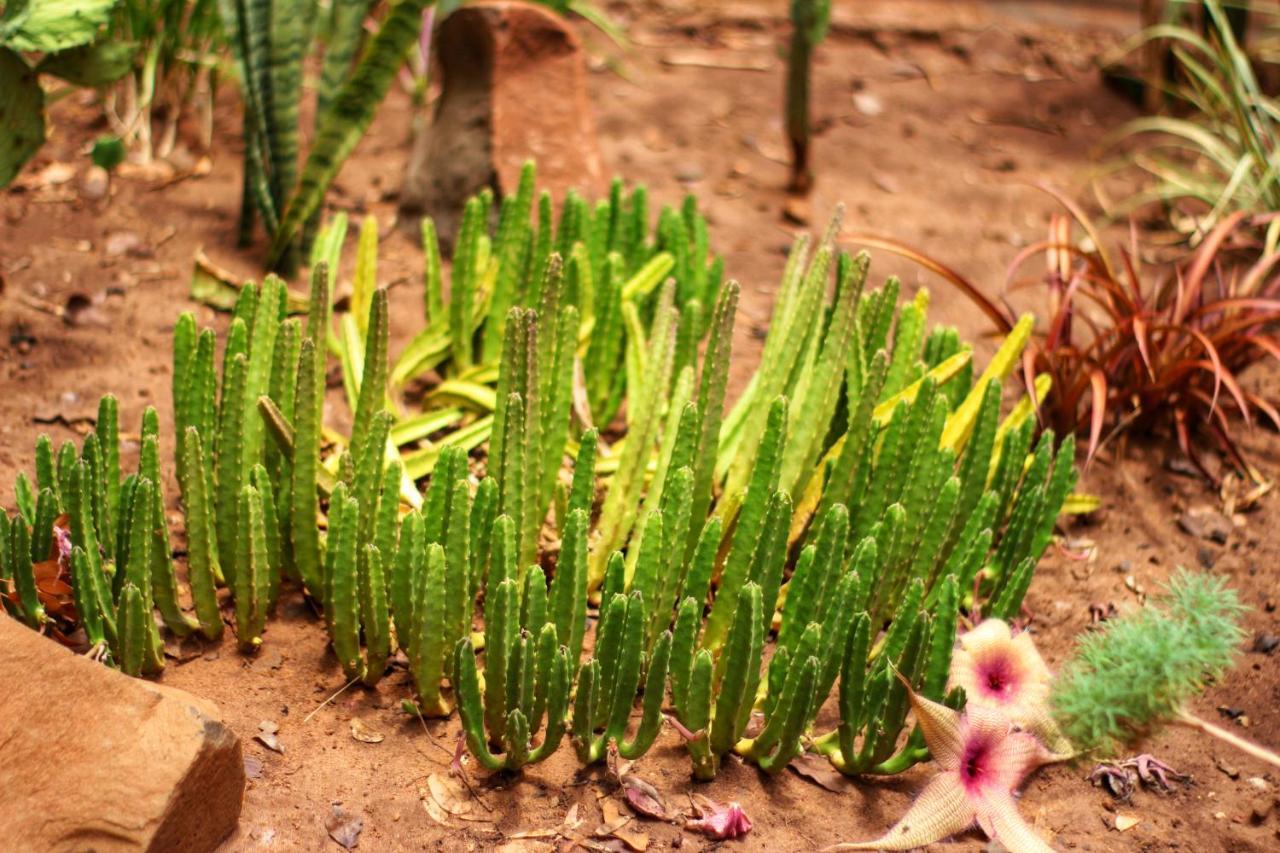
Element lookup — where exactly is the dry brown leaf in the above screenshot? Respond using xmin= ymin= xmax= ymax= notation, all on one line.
xmin=506 ymin=803 xmax=584 ymax=842
xmin=789 ymin=752 xmax=855 ymax=793
xmin=504 ymin=828 xmax=559 ymax=840
xmin=255 ymin=720 xmax=283 ymax=753
xmin=326 ymin=804 xmax=363 ymax=849
xmin=420 ymin=787 xmax=452 ymax=827
xmin=349 ymin=718 xmax=384 ymax=744
xmin=35 ymin=162 xmax=76 ymax=187
xmin=598 ymin=799 xmax=648 ymax=851
xmin=428 ymin=774 xmax=470 ymax=816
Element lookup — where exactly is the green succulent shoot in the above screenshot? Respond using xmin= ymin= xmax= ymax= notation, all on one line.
xmin=1051 ymin=569 xmax=1279 ymax=769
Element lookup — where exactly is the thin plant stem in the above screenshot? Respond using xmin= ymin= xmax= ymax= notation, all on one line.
xmin=1175 ymin=707 xmax=1280 ymax=769
xmin=303 ymin=676 xmax=359 ymax=723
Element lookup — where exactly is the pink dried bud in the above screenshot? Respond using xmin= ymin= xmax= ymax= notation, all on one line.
xmin=686 ymin=796 xmax=752 ymax=840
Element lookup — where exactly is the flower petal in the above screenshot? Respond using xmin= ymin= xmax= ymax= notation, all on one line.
xmin=976 ymin=791 xmax=1056 ymax=853
xmin=981 ymin=727 xmax=1061 ymax=794
xmin=906 ymin=689 xmax=965 ymax=769
xmin=824 ymin=775 xmax=975 ymax=851
xmin=1009 ymin=631 xmax=1053 ymax=683
xmin=961 ymin=703 xmax=1016 ymax=753
xmin=960 ymin=618 xmax=1015 ymax=654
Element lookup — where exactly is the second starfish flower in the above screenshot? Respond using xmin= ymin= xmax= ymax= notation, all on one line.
xmin=826 ymin=686 xmax=1065 ymax=853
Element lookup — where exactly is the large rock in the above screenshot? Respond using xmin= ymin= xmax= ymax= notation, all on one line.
xmin=0 ymin=616 xmax=244 ymax=852
xmin=399 ymin=0 xmax=605 ymax=244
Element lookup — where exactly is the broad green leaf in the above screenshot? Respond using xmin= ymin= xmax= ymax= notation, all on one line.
xmin=0 ymin=47 xmax=44 ymax=189
xmin=0 ymin=0 xmax=117 ymax=53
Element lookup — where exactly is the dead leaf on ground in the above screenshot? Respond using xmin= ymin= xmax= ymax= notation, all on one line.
xmin=162 ymin=635 xmax=205 ymax=663
xmin=191 ymin=249 xmax=309 ymax=313
xmin=420 ymin=789 xmax=452 ymax=827
xmin=243 ymin=755 xmax=263 ymax=780
xmin=597 ymin=799 xmax=648 ymax=851
xmin=1115 ymin=813 xmax=1141 ymax=832
xmin=607 ymin=745 xmax=669 ymax=821
xmin=660 ymin=49 xmax=772 ymax=72
xmin=420 ymin=776 xmax=493 ymax=829
xmin=256 ymin=720 xmax=283 ymax=753
xmin=619 ymin=775 xmax=667 ymax=821
xmin=507 ymin=803 xmax=584 ymax=841
xmin=349 ymin=718 xmax=384 ymax=744
xmin=428 ymin=774 xmax=469 ymax=815
xmin=789 ymin=752 xmax=855 ymax=793
xmin=326 ymin=804 xmax=364 ymax=849
xmin=35 ymin=162 xmax=76 ymax=187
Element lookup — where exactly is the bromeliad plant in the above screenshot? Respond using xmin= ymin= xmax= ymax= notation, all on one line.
xmin=856 ymin=200 xmax=1280 ymax=485
xmin=218 ymin=0 xmax=436 ymax=274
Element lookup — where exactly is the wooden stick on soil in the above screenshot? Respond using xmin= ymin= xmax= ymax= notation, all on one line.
xmin=1175 ymin=708 xmax=1280 ymax=770
xmin=303 ymin=677 xmax=359 ymax=724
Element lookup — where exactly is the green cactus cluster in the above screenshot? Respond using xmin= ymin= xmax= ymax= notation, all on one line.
xmin=1 ymin=186 xmax=1078 ymax=787
xmin=0 ymin=398 xmax=220 ymax=675
xmin=174 ymin=272 xmax=316 ymax=650
xmin=314 ymin=164 xmax=721 ymax=483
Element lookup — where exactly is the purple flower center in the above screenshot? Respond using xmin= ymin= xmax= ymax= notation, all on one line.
xmin=959 ymin=737 xmax=993 ymax=793
xmin=976 ymin=655 xmax=1018 ymax=702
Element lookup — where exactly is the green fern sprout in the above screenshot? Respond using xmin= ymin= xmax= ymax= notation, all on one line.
xmin=1051 ymin=569 xmax=1278 ymax=769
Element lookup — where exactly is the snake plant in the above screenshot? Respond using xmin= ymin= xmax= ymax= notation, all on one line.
xmin=217 ymin=0 xmax=437 ymax=273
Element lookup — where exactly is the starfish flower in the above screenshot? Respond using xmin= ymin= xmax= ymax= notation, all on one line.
xmin=827 ymin=689 xmax=1063 ymax=853
xmin=949 ymin=618 xmax=1068 ymax=750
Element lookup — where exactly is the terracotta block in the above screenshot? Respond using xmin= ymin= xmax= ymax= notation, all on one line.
xmin=0 ymin=616 xmax=244 ymax=852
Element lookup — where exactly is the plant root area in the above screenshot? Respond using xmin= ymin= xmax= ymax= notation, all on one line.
xmin=2 ymin=1 xmax=1278 ymax=850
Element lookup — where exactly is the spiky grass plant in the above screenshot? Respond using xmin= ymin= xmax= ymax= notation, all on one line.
xmin=104 ymin=0 xmax=223 ymax=162
xmin=1098 ymin=0 xmax=1280 ymax=251
xmin=1051 ymin=569 xmax=1280 ymax=769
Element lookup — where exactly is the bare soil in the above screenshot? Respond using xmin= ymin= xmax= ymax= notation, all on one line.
xmin=2 ymin=1 xmax=1278 ymax=850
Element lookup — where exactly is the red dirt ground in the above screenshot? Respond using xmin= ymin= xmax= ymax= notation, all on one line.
xmin=2 ymin=1 xmax=1278 ymax=850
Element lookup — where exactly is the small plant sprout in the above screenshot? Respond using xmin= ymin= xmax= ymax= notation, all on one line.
xmin=827 ymin=686 xmax=1066 ymax=853
xmin=949 ymin=619 xmax=1066 ymax=750
xmin=1051 ymin=569 xmax=1280 ymax=770
xmin=785 ymin=0 xmax=831 ymax=194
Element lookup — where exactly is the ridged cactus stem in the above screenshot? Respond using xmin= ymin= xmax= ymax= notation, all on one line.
xmin=180 ymin=428 xmax=223 ymax=640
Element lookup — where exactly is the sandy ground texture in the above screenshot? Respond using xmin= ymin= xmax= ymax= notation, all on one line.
xmin=2 ymin=1 xmax=1279 ymax=850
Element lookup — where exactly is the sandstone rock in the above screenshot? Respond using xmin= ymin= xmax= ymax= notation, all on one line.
xmin=399 ymin=0 xmax=604 ymax=245
xmin=0 ymin=616 xmax=244 ymax=852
